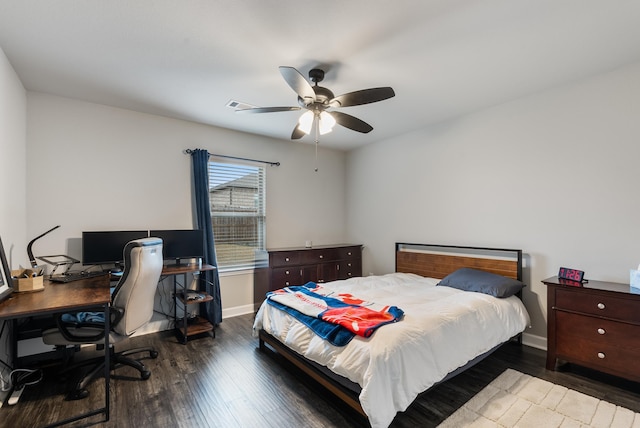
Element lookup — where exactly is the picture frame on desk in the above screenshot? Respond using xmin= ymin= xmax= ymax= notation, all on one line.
xmin=0 ymin=236 xmax=14 ymax=303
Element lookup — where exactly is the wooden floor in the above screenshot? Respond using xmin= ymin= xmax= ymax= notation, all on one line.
xmin=4 ymin=313 xmax=640 ymax=428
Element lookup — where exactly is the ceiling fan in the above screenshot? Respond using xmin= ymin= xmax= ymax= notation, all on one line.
xmin=237 ymin=66 xmax=395 ymax=140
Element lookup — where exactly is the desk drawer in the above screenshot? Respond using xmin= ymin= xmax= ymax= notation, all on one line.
xmin=555 ymin=288 xmax=640 ymax=323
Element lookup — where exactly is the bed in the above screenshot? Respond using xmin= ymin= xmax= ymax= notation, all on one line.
xmin=253 ymin=243 xmax=530 ymax=428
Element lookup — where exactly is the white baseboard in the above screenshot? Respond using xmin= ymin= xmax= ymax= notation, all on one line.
xmin=132 ymin=317 xmax=173 ymax=337
xmin=221 ymin=304 xmax=254 ymax=319
xmin=131 ymin=305 xmax=254 ymax=337
xmin=522 ymin=332 xmax=547 ymax=351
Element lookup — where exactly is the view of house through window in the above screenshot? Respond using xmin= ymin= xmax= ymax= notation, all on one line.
xmin=208 ymin=161 xmax=265 ymax=271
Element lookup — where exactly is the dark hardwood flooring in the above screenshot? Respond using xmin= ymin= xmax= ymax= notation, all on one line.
xmin=3 ymin=314 xmax=640 ymax=428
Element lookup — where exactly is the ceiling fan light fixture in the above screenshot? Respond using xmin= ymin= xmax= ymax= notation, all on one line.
xmin=297 ymin=110 xmax=314 ymax=134
xmin=238 ymin=66 xmax=394 ymax=140
xmin=319 ymin=111 xmax=336 ymax=135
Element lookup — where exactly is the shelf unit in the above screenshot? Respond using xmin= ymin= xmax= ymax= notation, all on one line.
xmin=161 ymin=263 xmax=216 ymax=344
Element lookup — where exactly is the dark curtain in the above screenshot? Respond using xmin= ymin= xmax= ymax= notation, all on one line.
xmin=191 ymin=149 xmax=222 ymax=325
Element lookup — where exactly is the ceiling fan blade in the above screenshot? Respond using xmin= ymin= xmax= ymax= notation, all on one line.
xmin=329 ymin=87 xmax=395 ymax=108
xmin=237 ymin=106 xmax=300 ymax=114
xmin=291 ymin=124 xmax=305 ymax=140
xmin=279 ymin=66 xmax=316 ymax=103
xmin=329 ymin=111 xmax=373 ymax=133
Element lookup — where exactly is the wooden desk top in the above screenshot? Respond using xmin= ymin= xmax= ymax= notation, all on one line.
xmin=0 ymin=274 xmax=111 ymax=320
xmin=161 ymin=263 xmax=216 ymax=276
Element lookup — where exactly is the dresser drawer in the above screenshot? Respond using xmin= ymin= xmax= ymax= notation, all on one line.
xmin=270 ymin=251 xmax=300 ymax=267
xmin=336 ymin=246 xmax=360 ymax=260
xmin=271 ymin=267 xmax=304 ymax=288
xmin=555 ymin=334 xmax=640 ymax=381
xmin=555 ymin=311 xmax=640 ymax=350
xmin=555 ymin=288 xmax=640 ymax=323
xmin=300 ymin=248 xmax=341 ymax=264
xmin=337 ymin=259 xmax=361 ymax=280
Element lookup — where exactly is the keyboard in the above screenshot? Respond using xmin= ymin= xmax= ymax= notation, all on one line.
xmin=49 ymin=270 xmax=108 ymax=283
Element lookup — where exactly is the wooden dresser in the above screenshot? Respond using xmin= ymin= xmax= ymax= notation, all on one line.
xmin=544 ymin=276 xmax=640 ymax=383
xmin=253 ymin=244 xmax=362 ymax=311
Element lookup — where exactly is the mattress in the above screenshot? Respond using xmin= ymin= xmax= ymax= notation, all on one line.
xmin=253 ymin=273 xmax=530 ymax=428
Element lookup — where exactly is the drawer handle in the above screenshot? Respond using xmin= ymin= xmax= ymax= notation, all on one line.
xmin=285 ymin=281 xmax=290 ymax=286
xmin=285 ymin=257 xmax=290 ymax=262
xmin=347 ymin=252 xmax=352 ymax=256
xmin=318 ymin=280 xmax=324 ymax=283
xmin=285 ymin=270 xmax=289 ymax=275
xmin=319 ymin=255 xmax=323 ymax=259
xmin=347 ymin=263 xmax=352 ymax=267
xmin=597 ymin=328 xmax=605 ymax=335
xmin=597 ymin=303 xmax=605 ymax=310
xmin=348 ymin=273 xmax=352 ymax=276
xmin=597 ymin=352 xmax=605 ymax=359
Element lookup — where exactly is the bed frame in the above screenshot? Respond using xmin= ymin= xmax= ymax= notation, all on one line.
xmin=258 ymin=243 xmax=524 ymax=418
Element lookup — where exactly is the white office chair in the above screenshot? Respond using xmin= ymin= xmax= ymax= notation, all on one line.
xmin=42 ymin=237 xmax=163 ymax=399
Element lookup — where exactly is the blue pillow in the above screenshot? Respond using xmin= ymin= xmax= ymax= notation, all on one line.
xmin=437 ymin=268 xmax=525 ymax=298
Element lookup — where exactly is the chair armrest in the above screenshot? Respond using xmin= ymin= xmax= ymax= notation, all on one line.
xmin=110 ymin=307 xmax=124 ymax=327
xmin=53 ymin=307 xmax=124 ymax=343
xmin=54 ymin=314 xmax=106 ymax=342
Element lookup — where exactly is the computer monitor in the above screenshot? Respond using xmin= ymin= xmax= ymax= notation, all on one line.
xmin=149 ymin=229 xmax=204 ymax=265
xmin=82 ymin=230 xmax=149 ymax=267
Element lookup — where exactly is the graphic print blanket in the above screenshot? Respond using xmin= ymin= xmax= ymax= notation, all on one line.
xmin=266 ymin=282 xmax=404 ymax=346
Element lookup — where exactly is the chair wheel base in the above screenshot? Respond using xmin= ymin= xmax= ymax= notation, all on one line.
xmin=141 ymin=370 xmax=151 ymax=380
xmin=150 ymin=350 xmax=158 ymax=358
xmin=66 ymin=389 xmax=89 ymax=400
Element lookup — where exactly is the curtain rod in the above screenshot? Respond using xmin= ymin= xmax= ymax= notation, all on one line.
xmin=184 ymin=149 xmax=280 ymax=167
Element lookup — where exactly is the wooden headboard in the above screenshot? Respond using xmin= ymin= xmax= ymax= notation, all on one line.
xmin=395 ymin=243 xmax=522 ymax=281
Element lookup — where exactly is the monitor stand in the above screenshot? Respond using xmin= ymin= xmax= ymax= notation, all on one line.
xmin=169 ymin=257 xmax=202 ymax=268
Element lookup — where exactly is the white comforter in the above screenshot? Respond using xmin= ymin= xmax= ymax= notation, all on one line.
xmin=253 ymin=273 xmax=530 ymax=428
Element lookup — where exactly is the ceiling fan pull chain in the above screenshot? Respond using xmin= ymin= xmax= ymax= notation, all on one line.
xmin=314 ymin=117 xmax=319 ymax=172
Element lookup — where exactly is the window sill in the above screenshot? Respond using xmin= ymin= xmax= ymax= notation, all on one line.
xmin=218 ymin=268 xmax=255 ymax=277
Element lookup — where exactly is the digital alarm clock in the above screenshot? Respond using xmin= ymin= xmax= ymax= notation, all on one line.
xmin=558 ymin=267 xmax=585 ymax=282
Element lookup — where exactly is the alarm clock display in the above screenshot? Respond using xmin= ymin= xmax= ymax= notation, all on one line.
xmin=558 ymin=267 xmax=585 ymax=282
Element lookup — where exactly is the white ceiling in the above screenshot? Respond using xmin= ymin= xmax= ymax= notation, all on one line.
xmin=1 ymin=0 xmax=639 ymax=150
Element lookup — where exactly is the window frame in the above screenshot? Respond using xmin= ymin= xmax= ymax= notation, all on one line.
xmin=208 ymin=160 xmax=266 ymax=273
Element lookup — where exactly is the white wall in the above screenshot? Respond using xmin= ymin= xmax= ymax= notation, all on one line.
xmin=26 ymin=93 xmax=348 ymax=317
xmin=0 ymin=48 xmax=27 ymax=267
xmin=346 ymin=61 xmax=640 ymax=345
xmin=0 ymin=45 xmax=27 ymax=406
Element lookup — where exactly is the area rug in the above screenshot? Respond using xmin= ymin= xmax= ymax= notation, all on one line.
xmin=438 ymin=368 xmax=640 ymax=428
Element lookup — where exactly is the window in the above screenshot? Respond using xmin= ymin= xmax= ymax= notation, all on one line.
xmin=208 ymin=161 xmax=265 ymax=272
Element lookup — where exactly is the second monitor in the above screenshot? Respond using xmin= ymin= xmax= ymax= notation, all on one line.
xmin=150 ymin=229 xmax=204 ymax=265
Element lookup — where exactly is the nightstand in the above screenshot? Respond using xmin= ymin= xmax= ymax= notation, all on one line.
xmin=543 ymin=276 xmax=640 ymax=382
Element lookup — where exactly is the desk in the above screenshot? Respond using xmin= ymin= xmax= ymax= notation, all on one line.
xmin=0 ymin=274 xmax=111 ymax=427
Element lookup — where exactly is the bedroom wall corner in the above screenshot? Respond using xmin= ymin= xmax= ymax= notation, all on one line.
xmin=0 ymin=46 xmax=28 ymax=267
xmin=0 ymin=44 xmax=27 ymax=407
